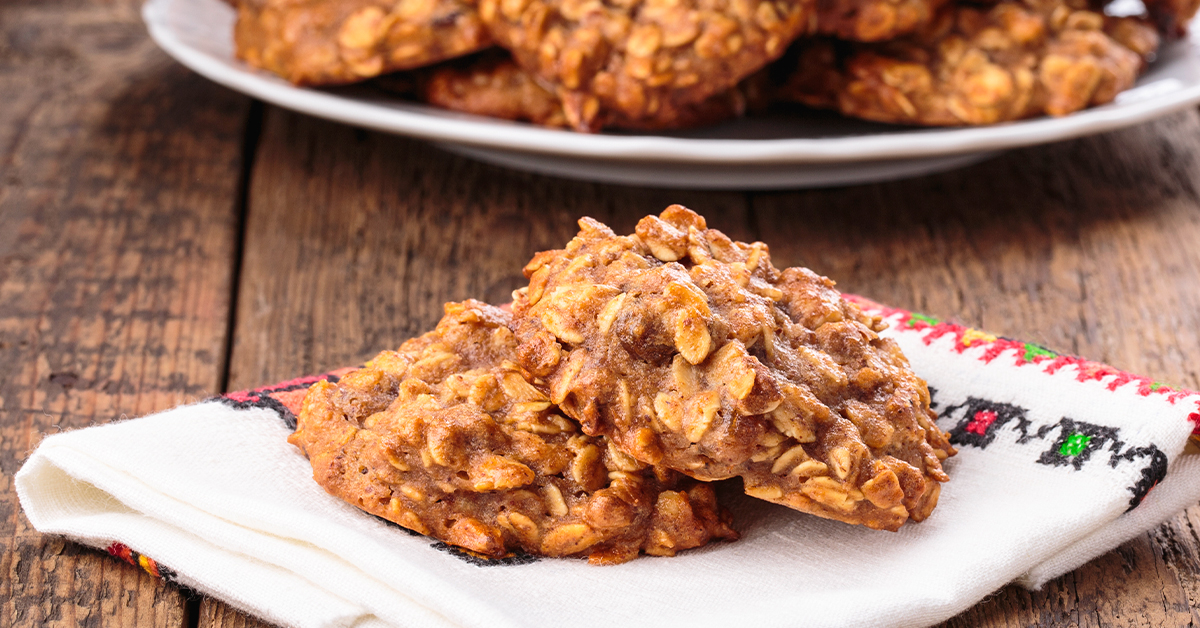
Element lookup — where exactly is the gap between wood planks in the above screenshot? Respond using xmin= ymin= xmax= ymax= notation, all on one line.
xmin=219 ymin=99 xmax=266 ymax=397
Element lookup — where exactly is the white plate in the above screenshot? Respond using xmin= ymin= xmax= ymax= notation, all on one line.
xmin=143 ymin=0 xmax=1200 ymax=188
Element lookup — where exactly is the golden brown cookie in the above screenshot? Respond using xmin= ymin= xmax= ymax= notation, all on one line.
xmin=291 ymin=300 xmax=737 ymax=564
xmin=420 ymin=51 xmax=773 ymax=129
xmin=235 ymin=0 xmax=492 ymax=85
xmin=816 ymin=0 xmax=949 ymax=42
xmin=477 ymin=0 xmax=812 ymax=131
xmin=420 ymin=52 xmax=573 ymax=126
xmin=778 ymin=0 xmax=1159 ymax=125
xmin=511 ymin=206 xmax=954 ymax=531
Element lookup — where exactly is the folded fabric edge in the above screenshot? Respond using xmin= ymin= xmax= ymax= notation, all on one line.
xmin=15 ymin=417 xmax=502 ymax=628
xmin=15 ymin=448 xmax=391 ymax=628
xmin=16 ymin=401 xmax=537 ymax=628
xmin=1018 ymin=454 xmax=1200 ymax=589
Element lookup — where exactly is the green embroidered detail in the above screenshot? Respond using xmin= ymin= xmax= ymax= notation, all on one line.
xmin=1149 ymin=382 xmax=1165 ymax=391
xmin=1059 ymin=433 xmax=1092 ymax=457
xmin=1022 ymin=344 xmax=1057 ymax=361
xmin=908 ymin=313 xmax=939 ymax=327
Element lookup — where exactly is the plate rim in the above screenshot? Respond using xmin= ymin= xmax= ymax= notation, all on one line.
xmin=144 ymin=0 xmax=1200 ymax=165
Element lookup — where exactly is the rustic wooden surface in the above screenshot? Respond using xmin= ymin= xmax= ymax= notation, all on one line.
xmin=5 ymin=1 xmax=1200 ymax=625
xmin=0 ymin=0 xmax=250 ymax=626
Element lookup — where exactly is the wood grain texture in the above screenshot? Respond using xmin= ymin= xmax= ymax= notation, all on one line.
xmin=0 ymin=0 xmax=249 ymax=624
xmin=198 ymin=600 xmax=272 ymax=628
xmin=752 ymin=110 xmax=1200 ymax=627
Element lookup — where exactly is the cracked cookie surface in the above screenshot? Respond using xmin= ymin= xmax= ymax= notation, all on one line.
xmin=477 ymin=0 xmax=812 ymax=130
xmin=779 ymin=0 xmax=1159 ymax=125
xmin=291 ymin=300 xmax=737 ymax=563
xmin=816 ymin=0 xmax=949 ymax=42
xmin=235 ymin=0 xmax=492 ymax=85
xmin=511 ymin=206 xmax=955 ymax=531
xmin=421 ymin=51 xmax=773 ymax=129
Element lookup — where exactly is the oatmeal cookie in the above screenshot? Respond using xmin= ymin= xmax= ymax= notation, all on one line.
xmin=235 ymin=0 xmax=491 ymax=85
xmin=477 ymin=0 xmax=812 ymax=131
xmin=511 ymin=206 xmax=955 ymax=531
xmin=291 ymin=300 xmax=737 ymax=563
xmin=816 ymin=0 xmax=949 ymax=42
xmin=778 ymin=0 xmax=1159 ymax=125
xmin=422 ymin=52 xmax=571 ymax=127
xmin=421 ymin=52 xmax=773 ymax=129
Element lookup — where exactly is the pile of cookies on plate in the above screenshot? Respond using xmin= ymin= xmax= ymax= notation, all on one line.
xmin=289 ymin=206 xmax=956 ymax=563
xmin=231 ymin=0 xmax=1195 ymax=131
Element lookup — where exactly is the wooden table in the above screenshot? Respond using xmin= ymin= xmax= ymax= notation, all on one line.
xmin=5 ymin=0 xmax=1200 ymax=626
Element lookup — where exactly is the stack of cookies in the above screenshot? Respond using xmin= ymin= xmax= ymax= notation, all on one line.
xmin=231 ymin=0 xmax=1192 ymax=130
xmin=289 ymin=206 xmax=956 ymax=564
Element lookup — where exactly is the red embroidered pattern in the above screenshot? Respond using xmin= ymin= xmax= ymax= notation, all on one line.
xmin=845 ymin=295 xmax=1200 ymax=437
xmin=224 ymin=368 xmax=355 ymax=416
xmin=106 ymin=541 xmax=175 ymax=580
xmin=965 ymin=410 xmax=998 ymax=436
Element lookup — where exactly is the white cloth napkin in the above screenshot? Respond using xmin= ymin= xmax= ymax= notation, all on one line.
xmin=17 ymin=299 xmax=1200 ymax=628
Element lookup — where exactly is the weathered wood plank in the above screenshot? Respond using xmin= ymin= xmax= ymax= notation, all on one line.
xmin=752 ymin=110 xmax=1200 ymax=627
xmin=199 ymin=601 xmax=269 ymax=628
xmin=0 ymin=0 xmax=250 ymax=625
